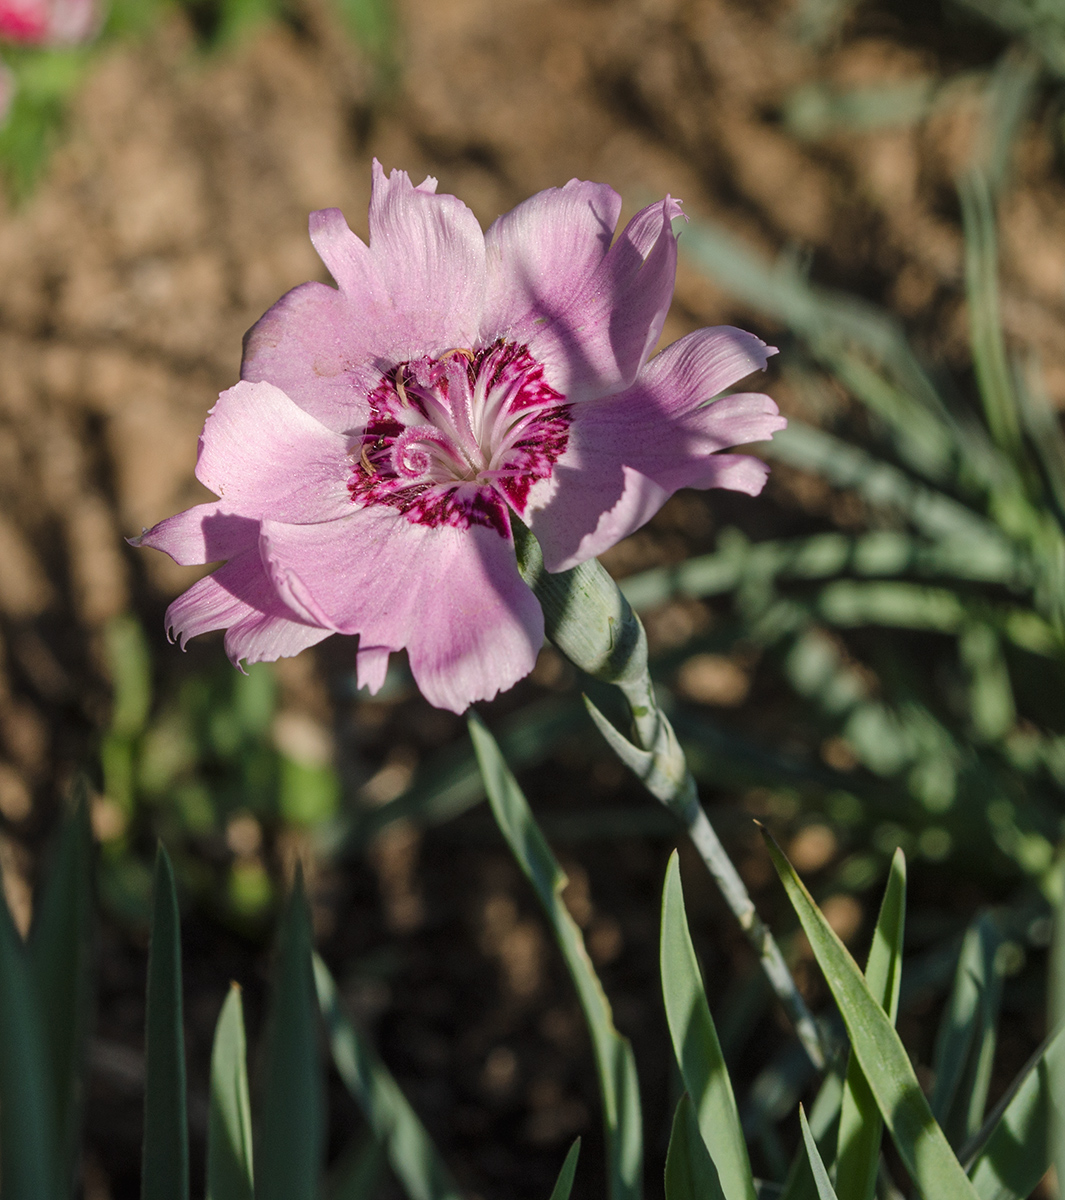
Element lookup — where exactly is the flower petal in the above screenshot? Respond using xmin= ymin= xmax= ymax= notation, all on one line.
xmin=135 ymin=504 xmax=258 ymax=566
xmin=527 ymin=326 xmax=784 ymax=570
xmin=165 ymin=550 xmax=331 ymax=664
xmin=484 ymin=194 xmax=682 ymax=402
xmin=259 ymin=508 xmax=543 ymax=713
xmin=196 ymin=380 xmax=353 ymax=522
xmin=481 ymin=178 xmax=622 ymax=344
xmin=241 ymin=279 xmax=380 ymax=433
xmin=366 ymin=160 xmax=487 ymax=357
xmin=242 ymin=167 xmax=487 ymax=428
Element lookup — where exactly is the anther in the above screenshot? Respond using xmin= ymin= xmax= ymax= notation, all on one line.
xmin=395 ymin=366 xmax=409 ymax=407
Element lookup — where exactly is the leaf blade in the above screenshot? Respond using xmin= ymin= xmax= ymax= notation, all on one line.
xmin=469 ymin=713 xmax=643 ymax=1200
xmin=664 ymin=1093 xmax=728 ymax=1200
xmin=834 ymin=847 xmax=906 ymax=1200
xmin=660 ymin=850 xmax=756 ymax=1200
xmin=549 ymin=1139 xmax=582 ymax=1200
xmin=257 ymin=870 xmax=324 ymax=1200
xmin=28 ymin=789 xmax=94 ymax=1193
xmin=760 ymin=827 xmax=981 ymax=1199
xmin=142 ymin=844 xmax=189 ymax=1200
xmin=207 ymin=984 xmax=254 ymax=1200
xmin=314 ymin=953 xmax=462 ymax=1200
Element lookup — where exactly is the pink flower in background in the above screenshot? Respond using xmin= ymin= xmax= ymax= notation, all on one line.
xmin=0 ymin=0 xmax=97 ymax=44
xmin=138 ymin=162 xmax=785 ymax=713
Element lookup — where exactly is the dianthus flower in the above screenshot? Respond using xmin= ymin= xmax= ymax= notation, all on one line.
xmin=0 ymin=0 xmax=96 ymax=44
xmin=138 ymin=163 xmax=785 ymax=712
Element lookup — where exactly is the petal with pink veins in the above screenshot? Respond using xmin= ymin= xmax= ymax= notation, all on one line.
xmin=242 ymin=165 xmax=488 ymax=428
xmin=484 ymin=194 xmax=682 ymax=403
xmin=164 ymin=550 xmax=331 ymax=665
xmin=526 ymin=326 xmax=785 ymax=571
xmin=365 ymin=161 xmax=487 ymax=358
xmin=481 ymin=179 xmax=622 ymax=347
xmin=195 ymin=379 xmax=353 ymax=523
xmin=134 ymin=505 xmax=259 ymax=566
xmin=241 ymin=280 xmax=382 ymax=434
xmin=258 ymin=507 xmax=543 ymax=713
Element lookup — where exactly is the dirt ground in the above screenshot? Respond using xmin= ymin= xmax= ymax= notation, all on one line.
xmin=1 ymin=0 xmax=1063 ymax=1195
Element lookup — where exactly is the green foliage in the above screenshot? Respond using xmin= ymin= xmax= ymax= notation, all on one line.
xmin=0 ymin=835 xmax=59 ymax=1200
xmin=28 ymin=793 xmax=94 ymax=1193
xmin=549 ymin=1140 xmax=582 ymax=1200
xmin=469 ymin=712 xmax=644 ymax=1200
xmin=833 ymin=849 xmax=905 ymax=1200
xmin=142 ymin=844 xmax=189 ymax=1200
xmin=207 ymin=986 xmax=254 ymax=1200
xmin=763 ymin=830 xmax=981 ymax=1198
xmin=660 ymin=852 xmax=754 ymax=1200
xmin=96 ymin=614 xmax=342 ymax=926
xmin=258 ymin=870 xmax=324 ymax=1200
xmin=315 ymin=953 xmax=462 ymax=1200
xmin=665 ymin=1093 xmax=728 ymax=1200
xmin=798 ymin=1107 xmax=839 ymax=1200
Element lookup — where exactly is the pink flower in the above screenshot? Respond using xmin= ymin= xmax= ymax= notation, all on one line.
xmin=138 ymin=164 xmax=785 ymax=713
xmin=0 ymin=0 xmax=97 ymax=45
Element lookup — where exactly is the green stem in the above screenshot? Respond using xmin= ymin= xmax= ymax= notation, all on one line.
xmin=515 ymin=524 xmax=828 ymax=1071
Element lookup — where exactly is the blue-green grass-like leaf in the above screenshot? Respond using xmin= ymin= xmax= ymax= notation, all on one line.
xmin=258 ymin=871 xmax=324 ymax=1200
xmin=549 ymin=1139 xmax=582 ymax=1200
xmin=930 ymin=913 xmax=1005 ymax=1148
xmin=959 ymin=169 xmax=1023 ymax=461
xmin=660 ymin=851 xmax=755 ymax=1200
xmin=834 ymin=848 xmax=906 ymax=1200
xmin=665 ymin=1093 xmax=728 ymax=1200
xmin=761 ymin=828 xmax=981 ymax=1199
xmin=207 ymin=984 xmax=254 ymax=1200
xmin=965 ymin=1023 xmax=1065 ymax=1199
xmin=28 ymin=792 xmax=94 ymax=1194
xmin=142 ymin=844 xmax=189 ymax=1200
xmin=799 ymin=1107 xmax=839 ymax=1200
xmin=314 ymin=954 xmax=462 ymax=1200
xmin=469 ymin=713 xmax=643 ymax=1200
xmin=0 ymin=840 xmax=56 ymax=1200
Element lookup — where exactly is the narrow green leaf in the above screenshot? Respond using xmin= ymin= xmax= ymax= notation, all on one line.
xmin=664 ymin=1093 xmax=728 ymax=1200
xmin=258 ymin=870 xmax=323 ymax=1200
xmin=779 ymin=1068 xmax=846 ymax=1200
xmin=660 ymin=851 xmax=756 ymax=1200
xmin=0 ymin=843 xmax=56 ymax=1200
xmin=549 ymin=1139 xmax=582 ymax=1200
xmin=142 ymin=844 xmax=189 ymax=1200
xmin=207 ymin=984 xmax=254 ymax=1200
xmin=958 ymin=169 xmax=1023 ymax=460
xmin=469 ymin=713 xmax=643 ymax=1200
xmin=314 ymin=953 xmax=462 ymax=1200
xmin=929 ymin=913 xmax=1005 ymax=1147
xmin=28 ymin=789 xmax=93 ymax=1193
xmin=799 ymin=1107 xmax=839 ymax=1200
xmin=966 ymin=1024 xmax=1065 ymax=1199
xmin=760 ymin=827 xmax=981 ymax=1199
xmin=835 ymin=848 xmax=906 ymax=1200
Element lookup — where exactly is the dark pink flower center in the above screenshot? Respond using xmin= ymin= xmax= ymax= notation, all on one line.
xmin=349 ymin=341 xmax=570 ymax=536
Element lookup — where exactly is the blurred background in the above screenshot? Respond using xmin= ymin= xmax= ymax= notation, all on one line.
xmin=3 ymin=0 xmax=1065 ymax=1194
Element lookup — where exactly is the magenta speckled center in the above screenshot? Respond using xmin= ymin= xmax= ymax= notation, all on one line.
xmin=349 ymin=341 xmax=570 ymax=535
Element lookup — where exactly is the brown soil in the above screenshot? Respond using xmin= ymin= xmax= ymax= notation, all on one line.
xmin=0 ymin=0 xmax=1060 ymax=1195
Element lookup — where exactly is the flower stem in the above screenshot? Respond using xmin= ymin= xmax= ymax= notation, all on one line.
xmin=515 ymin=524 xmax=828 ymax=1071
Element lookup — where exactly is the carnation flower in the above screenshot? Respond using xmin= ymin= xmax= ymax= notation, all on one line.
xmin=138 ymin=163 xmax=785 ymax=713
xmin=0 ymin=0 xmax=97 ymax=44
